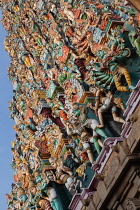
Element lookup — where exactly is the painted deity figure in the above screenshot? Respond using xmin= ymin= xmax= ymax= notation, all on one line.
xmin=80 ymin=131 xmax=95 ymax=163
xmin=17 ymin=187 xmax=28 ymax=208
xmin=89 ymin=86 xmax=126 ymax=128
xmin=128 ymin=31 xmax=140 ymax=56
xmin=66 ymin=117 xmax=84 ymax=136
xmin=39 ymin=103 xmax=65 ymax=129
xmin=46 ymin=97 xmax=69 ymax=124
xmin=83 ymin=119 xmax=107 ymax=154
xmin=95 ymin=49 xmax=135 ymax=92
xmin=62 ymin=4 xmax=75 ymax=24
xmin=27 ymin=180 xmax=52 ymax=210
xmin=34 ymin=171 xmax=61 ymax=210
xmin=49 ymin=157 xmax=81 ymax=193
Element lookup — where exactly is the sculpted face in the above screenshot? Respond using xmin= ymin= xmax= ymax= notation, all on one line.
xmin=86 ymin=31 xmax=92 ymax=39
xmin=103 ymin=5 xmax=109 ymax=12
xmin=89 ymin=86 xmax=97 ymax=94
xmin=35 ymin=175 xmax=42 ymax=183
xmin=81 ymin=132 xmax=90 ymax=142
xmin=97 ymin=50 xmax=105 ymax=59
xmin=30 ymin=186 xmax=37 ymax=194
xmin=20 ymin=194 xmax=28 ymax=202
xmin=70 ymin=118 xmax=79 ymax=126
xmin=50 ymin=161 xmax=57 ymax=168
xmin=19 ymin=124 xmax=25 ymax=130
xmin=38 ymin=200 xmax=45 ymax=208
xmin=70 ymin=142 xmax=76 ymax=148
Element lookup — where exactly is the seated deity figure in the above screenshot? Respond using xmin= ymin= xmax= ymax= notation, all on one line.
xmin=49 ymin=157 xmax=81 ymax=193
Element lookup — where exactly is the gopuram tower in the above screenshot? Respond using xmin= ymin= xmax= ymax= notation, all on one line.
xmin=1 ymin=0 xmax=140 ymax=209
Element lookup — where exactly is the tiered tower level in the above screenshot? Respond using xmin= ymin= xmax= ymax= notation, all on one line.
xmin=1 ymin=0 xmax=140 ymax=209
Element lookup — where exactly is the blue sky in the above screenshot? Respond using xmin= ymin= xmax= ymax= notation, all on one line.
xmin=0 ymin=11 xmax=15 ymax=209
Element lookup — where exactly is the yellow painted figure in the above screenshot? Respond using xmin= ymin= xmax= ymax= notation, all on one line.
xmin=113 ymin=65 xmax=134 ymax=92
xmin=23 ymin=55 xmax=33 ymax=68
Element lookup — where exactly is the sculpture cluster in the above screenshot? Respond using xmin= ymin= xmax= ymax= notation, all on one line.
xmin=1 ymin=0 xmax=140 ymax=209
